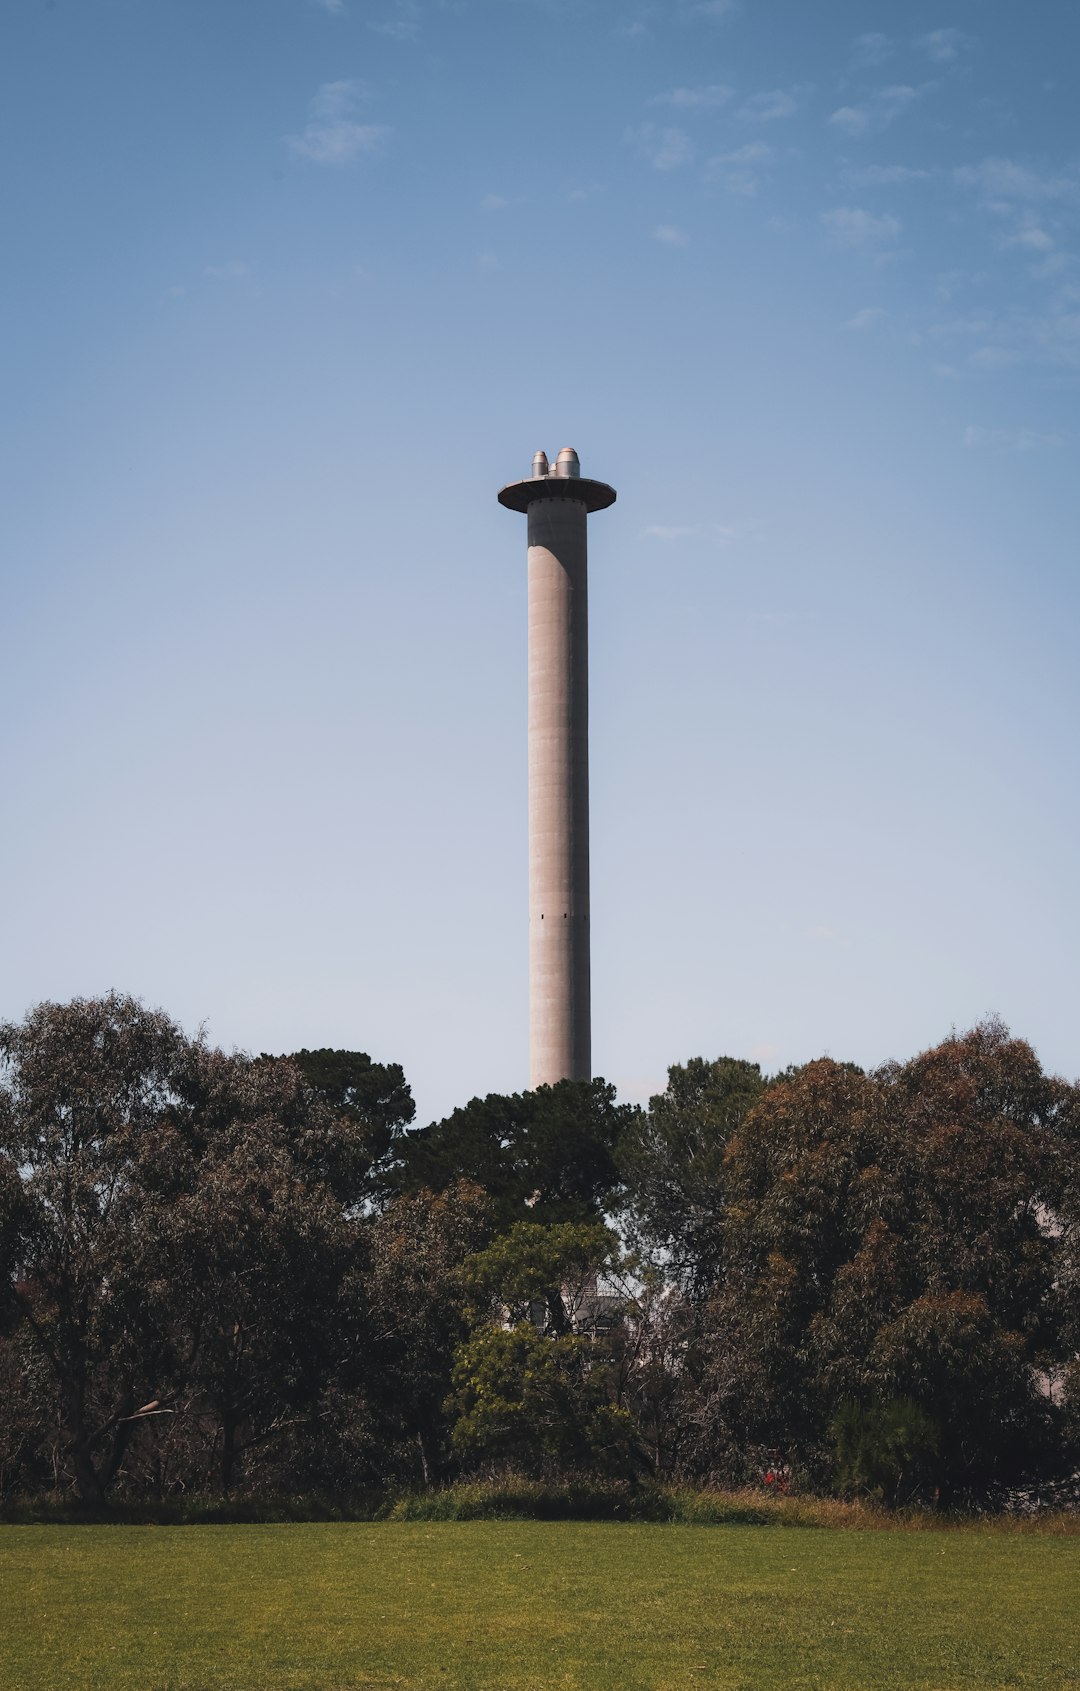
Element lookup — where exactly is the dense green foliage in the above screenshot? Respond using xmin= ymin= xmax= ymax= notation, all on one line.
xmin=3 ymin=1521 xmax=1079 ymax=1690
xmin=1 ymin=995 xmax=1078 ymax=1506
xmin=397 ymin=1078 xmax=633 ymax=1225
xmin=283 ymin=1046 xmax=415 ymax=1201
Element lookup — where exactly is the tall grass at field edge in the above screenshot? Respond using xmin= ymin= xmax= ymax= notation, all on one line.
xmin=3 ymin=1478 xmax=1079 ymax=1531
xmin=386 ymin=1481 xmax=1080 ymax=1532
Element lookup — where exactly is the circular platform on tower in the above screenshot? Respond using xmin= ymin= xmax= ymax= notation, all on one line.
xmin=497 ymin=476 xmax=617 ymax=515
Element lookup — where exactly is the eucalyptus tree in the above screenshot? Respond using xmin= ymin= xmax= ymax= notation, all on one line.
xmin=689 ymin=1022 xmax=1076 ymax=1495
xmin=0 ymin=994 xmax=194 ymax=1502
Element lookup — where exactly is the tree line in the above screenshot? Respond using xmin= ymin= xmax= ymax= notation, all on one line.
xmin=1 ymin=994 xmax=1078 ymax=1506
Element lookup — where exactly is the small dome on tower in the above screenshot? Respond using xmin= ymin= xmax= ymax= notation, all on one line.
xmin=531 ymin=450 xmax=550 ymax=478
xmin=554 ymin=447 xmax=580 ymax=478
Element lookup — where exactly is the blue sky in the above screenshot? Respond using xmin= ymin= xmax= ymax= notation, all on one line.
xmin=2 ymin=0 xmax=1078 ymax=1120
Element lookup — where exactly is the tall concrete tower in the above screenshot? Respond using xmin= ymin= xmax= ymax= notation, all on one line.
xmin=498 ymin=448 xmax=617 ymax=1089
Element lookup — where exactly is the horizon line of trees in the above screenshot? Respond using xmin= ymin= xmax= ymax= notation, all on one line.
xmin=1 ymin=993 xmax=1078 ymax=1507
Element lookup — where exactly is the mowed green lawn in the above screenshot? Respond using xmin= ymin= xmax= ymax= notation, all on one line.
xmin=2 ymin=1521 xmax=1078 ymax=1691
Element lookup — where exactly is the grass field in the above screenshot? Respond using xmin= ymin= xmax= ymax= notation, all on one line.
xmin=2 ymin=1521 xmax=1078 ymax=1691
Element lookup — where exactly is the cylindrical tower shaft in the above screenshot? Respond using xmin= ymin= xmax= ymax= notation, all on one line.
xmin=528 ymin=497 xmax=590 ymax=1086
xmin=497 ymin=452 xmax=616 ymax=1091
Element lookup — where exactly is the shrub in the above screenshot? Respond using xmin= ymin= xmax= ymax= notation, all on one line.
xmin=831 ymin=1397 xmax=941 ymax=1503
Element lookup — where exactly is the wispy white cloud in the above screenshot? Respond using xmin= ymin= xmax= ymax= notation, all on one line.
xmin=926 ymin=311 xmax=1001 ymax=341
xmin=707 ymin=141 xmax=773 ymax=196
xmin=203 ymin=261 xmax=250 ymax=280
xmin=954 ymin=157 xmax=1078 ymax=204
xmin=310 ymin=0 xmax=346 ymax=13
xmin=829 ymin=83 xmax=927 ymax=137
xmin=844 ymin=306 xmax=889 ymax=330
xmin=830 ymin=106 xmax=870 ymax=136
xmin=290 ymin=121 xmax=388 ymax=164
xmin=885 ymin=83 xmax=926 ymax=117
xmin=371 ymin=0 xmax=419 ymax=39
xmin=310 ymin=80 xmax=367 ymax=119
xmin=821 ymin=206 xmax=902 ymax=250
xmin=915 ymin=27 xmax=970 ymax=63
xmin=847 ymin=163 xmax=935 ymax=185
xmin=850 ymin=31 xmax=893 ymax=68
xmin=652 ymin=223 xmax=689 ymax=246
xmin=1004 ymin=217 xmax=1056 ymax=253
xmin=481 ymin=193 xmax=508 ymax=211
xmin=1016 ymin=308 xmax=1080 ymax=367
xmin=968 ymin=346 xmax=1022 ymax=370
xmin=871 ymin=84 xmax=923 ymax=122
xmin=648 ymin=84 xmax=733 ymax=109
xmin=1029 ymin=253 xmax=1073 ymax=281
xmin=288 ymin=80 xmax=390 ymax=165
xmin=692 ymin=0 xmax=738 ymax=17
xmin=927 ymin=295 xmax=1080 ymax=373
xmin=738 ymin=88 xmax=799 ymax=122
xmin=934 ymin=268 xmax=990 ymax=301
xmin=962 ymin=424 xmax=1063 ymax=451
xmin=646 ymin=521 xmax=746 ymax=543
xmin=628 ymin=123 xmax=694 ymax=170
xmin=953 ymin=158 xmax=1079 ymax=275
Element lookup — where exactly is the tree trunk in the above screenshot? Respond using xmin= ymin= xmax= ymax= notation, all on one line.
xmin=72 ymin=1446 xmax=106 ymax=1505
xmin=62 ymin=1378 xmax=106 ymax=1506
xmin=220 ymin=1411 xmax=237 ymax=1495
xmin=416 ymin=1430 xmax=431 ymax=1487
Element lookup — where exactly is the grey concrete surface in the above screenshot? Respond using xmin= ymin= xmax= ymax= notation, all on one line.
xmin=497 ymin=454 xmax=616 ymax=1089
